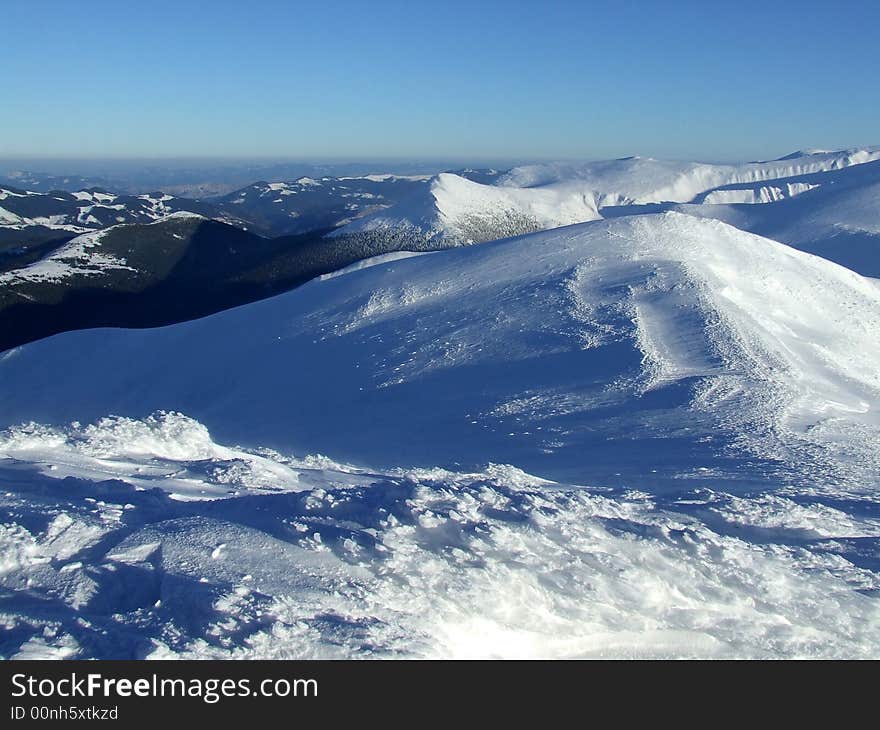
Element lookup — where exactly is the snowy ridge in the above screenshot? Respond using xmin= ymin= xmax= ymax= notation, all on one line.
xmin=500 ymin=147 xmax=880 ymax=205
xmin=333 ymin=172 xmax=601 ymax=244
xmin=647 ymin=159 xmax=880 ymax=276
xmin=2 ymin=212 xmax=879 ymax=487
xmin=330 ymin=148 xmax=880 ymax=246
xmin=0 ymin=187 xmax=128 ymax=233
xmin=337 ymin=173 xmax=433 ymax=183
xmin=702 ymin=182 xmax=819 ymax=205
xmin=0 ymin=200 xmax=92 ymax=233
xmin=160 ymin=210 xmax=207 ymax=221
xmin=317 ymin=250 xmax=434 ymax=280
xmin=0 ymin=186 xmax=240 ymax=238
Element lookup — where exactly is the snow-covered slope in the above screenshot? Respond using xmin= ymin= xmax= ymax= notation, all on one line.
xmin=2 ymin=212 xmax=879 ymax=659
xmin=701 ymin=181 xmax=819 ymax=205
xmin=331 ymin=148 xmax=880 ymax=254
xmin=500 ymin=147 xmax=880 ymax=205
xmin=3 ymin=212 xmax=878 ymax=486
xmin=0 ymin=228 xmax=128 ymax=286
xmin=0 ymin=212 xmax=211 ymax=287
xmin=332 ymin=172 xmax=601 ymax=245
xmin=647 ymin=159 xmax=880 ymax=276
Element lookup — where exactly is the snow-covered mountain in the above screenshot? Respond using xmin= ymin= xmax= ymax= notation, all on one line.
xmin=214 ymin=174 xmax=431 ymax=236
xmin=2 ymin=213 xmax=878 ymax=659
xmin=656 ymin=158 xmax=880 ymax=276
xmin=0 ymin=203 xmax=510 ymax=351
xmin=0 ymin=184 xmax=250 ymax=257
xmin=5 ymin=212 xmax=876 ymax=486
xmin=5 ymin=148 xmax=880 ymax=353
xmin=333 ymin=148 xmax=880 ymax=255
xmin=3 ymin=149 xmax=880 ymax=660
xmin=0 ymin=170 xmax=112 ymax=193
xmin=499 ymin=147 xmax=880 ymax=204
xmin=0 ymin=171 xmax=474 ymax=243
xmin=332 ymin=172 xmax=602 ymax=246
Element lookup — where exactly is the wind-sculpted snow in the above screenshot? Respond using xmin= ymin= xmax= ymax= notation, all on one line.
xmin=1 ymin=213 xmax=879 ymax=658
xmin=1 ymin=412 xmax=878 ymax=659
xmin=500 ymin=147 xmax=880 ymax=205
xmin=701 ymin=182 xmax=819 ymax=205
xmin=640 ymin=159 xmax=880 ymax=276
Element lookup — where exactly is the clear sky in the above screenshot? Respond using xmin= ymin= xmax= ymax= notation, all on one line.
xmin=2 ymin=0 xmax=878 ymax=162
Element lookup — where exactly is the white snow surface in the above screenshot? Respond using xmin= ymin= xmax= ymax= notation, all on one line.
xmin=333 ymin=172 xmax=601 ymax=243
xmin=500 ymin=148 xmax=880 ymax=205
xmin=0 ymin=188 xmax=31 ymax=201
xmin=1 ymin=212 xmax=879 ymax=658
xmin=333 ymin=148 xmax=880 ymax=245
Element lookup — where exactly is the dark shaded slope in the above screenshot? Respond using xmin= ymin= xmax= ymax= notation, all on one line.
xmin=0 ymin=217 xmax=320 ymax=350
xmin=0 ymin=213 xmax=461 ymax=352
xmin=0 ymin=231 xmax=76 ymax=272
xmin=213 ymin=176 xmax=429 ymax=236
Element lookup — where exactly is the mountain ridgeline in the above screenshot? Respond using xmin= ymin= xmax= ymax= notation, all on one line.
xmin=0 ymin=214 xmax=471 ymax=351
xmin=2 ymin=149 xmax=879 ymax=352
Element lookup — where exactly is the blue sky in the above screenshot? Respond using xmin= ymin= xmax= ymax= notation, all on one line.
xmin=2 ymin=0 xmax=878 ymax=162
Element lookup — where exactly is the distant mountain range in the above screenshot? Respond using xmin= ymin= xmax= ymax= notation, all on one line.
xmin=0 ymin=160 xmax=494 ymax=197
xmin=0 ymin=185 xmax=248 ymax=244
xmin=0 ymin=168 xmax=502 ymax=243
xmin=2 ymin=149 xmax=878 ymax=352
xmin=333 ymin=148 xmax=880 ymax=250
